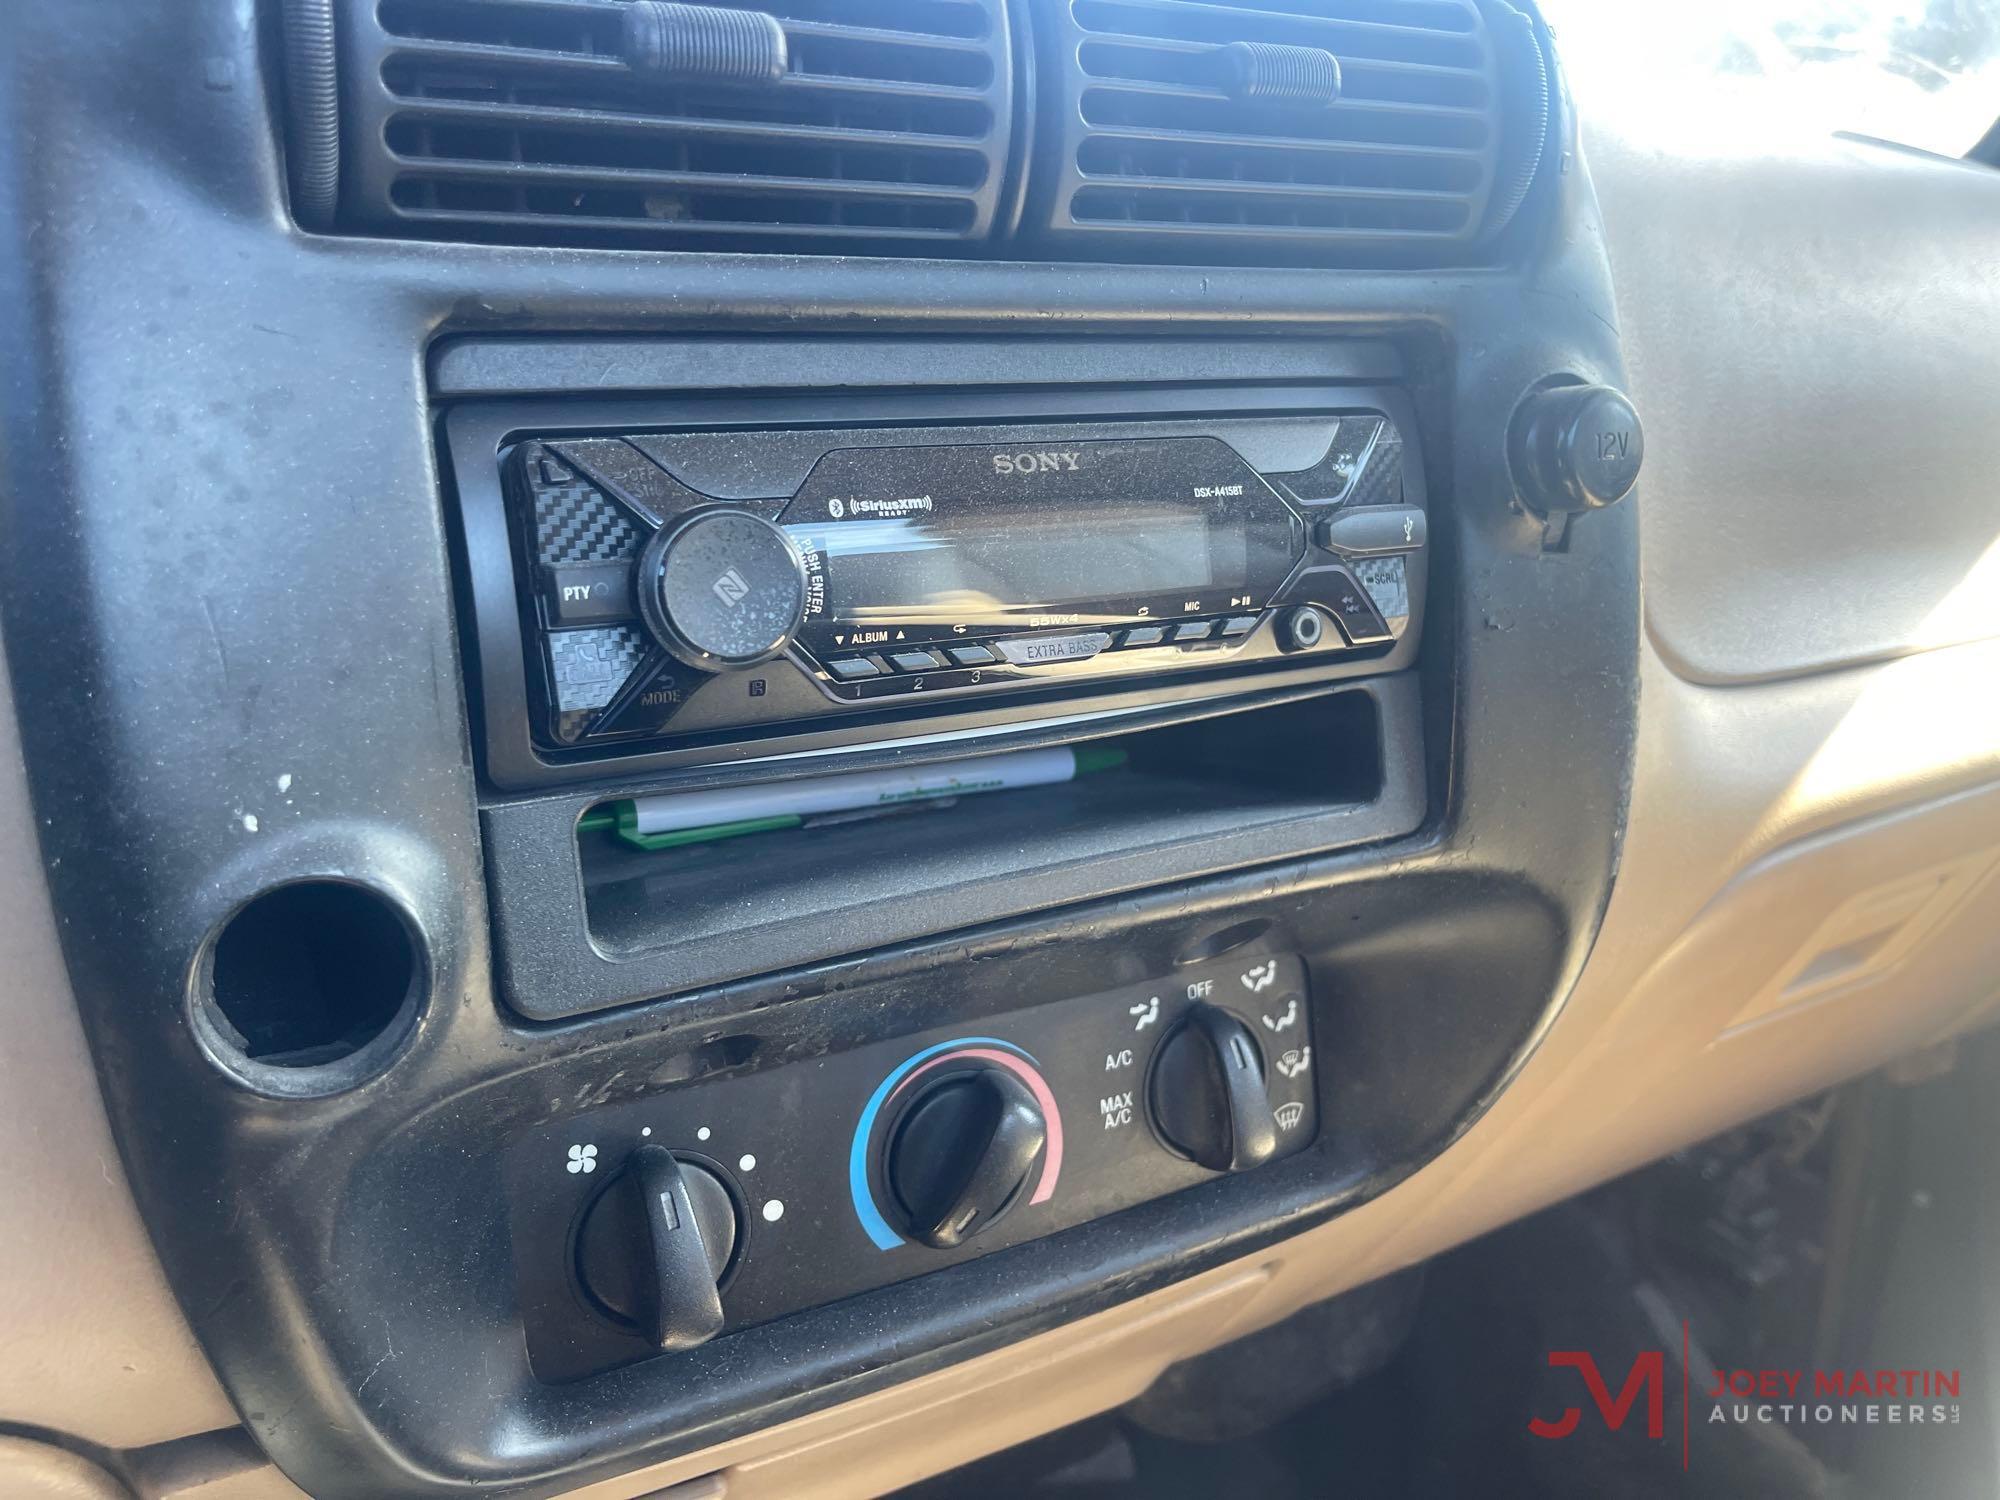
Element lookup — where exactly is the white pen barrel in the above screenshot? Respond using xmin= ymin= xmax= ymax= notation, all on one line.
xmin=626 ymin=746 xmax=1084 ymax=835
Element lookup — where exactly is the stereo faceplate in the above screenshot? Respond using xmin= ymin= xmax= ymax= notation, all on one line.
xmin=450 ymin=390 xmax=1428 ymax=788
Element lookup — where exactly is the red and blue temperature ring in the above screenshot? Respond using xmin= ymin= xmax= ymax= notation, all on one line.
xmin=848 ymin=1037 xmax=1064 ymax=1251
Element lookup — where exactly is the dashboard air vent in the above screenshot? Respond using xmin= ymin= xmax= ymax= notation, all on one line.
xmin=337 ymin=0 xmax=1013 ymax=249
xmin=1035 ymin=0 xmax=1517 ymax=263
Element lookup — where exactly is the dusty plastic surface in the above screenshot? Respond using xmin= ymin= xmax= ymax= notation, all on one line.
xmin=1600 ymin=131 xmax=2000 ymax=683
xmin=0 ymin=5 xmax=1628 ymax=1477
xmin=3 ymin=10 xmax=1999 ymax=1500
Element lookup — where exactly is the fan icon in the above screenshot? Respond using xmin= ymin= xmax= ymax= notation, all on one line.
xmin=566 ymin=1143 xmax=597 ymax=1174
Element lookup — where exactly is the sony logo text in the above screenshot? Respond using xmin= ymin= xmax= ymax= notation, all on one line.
xmin=992 ymin=451 xmax=1081 ymax=475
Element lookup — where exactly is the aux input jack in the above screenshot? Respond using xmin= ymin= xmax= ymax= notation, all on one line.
xmin=1282 ymin=605 xmax=1329 ymax=652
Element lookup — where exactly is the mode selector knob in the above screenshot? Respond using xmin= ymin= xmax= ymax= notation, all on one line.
xmin=885 ymin=1068 xmax=1048 ymax=1250
xmin=574 ymin=1145 xmax=739 ymax=1350
xmin=1147 ymin=1004 xmax=1278 ymax=1174
xmin=1508 ymin=383 xmax=1644 ymax=519
xmin=637 ymin=508 xmax=808 ymax=672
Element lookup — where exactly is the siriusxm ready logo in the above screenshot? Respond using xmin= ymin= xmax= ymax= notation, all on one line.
xmin=991 ymin=450 xmax=1081 ymax=475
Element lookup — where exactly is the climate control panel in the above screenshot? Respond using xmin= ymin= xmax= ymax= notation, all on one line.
xmin=503 ymin=954 xmax=1318 ymax=1382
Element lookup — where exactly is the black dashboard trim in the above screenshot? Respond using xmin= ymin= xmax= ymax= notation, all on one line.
xmin=428 ymin=336 xmax=1408 ymax=400
xmin=0 ymin=5 xmax=1635 ymax=1497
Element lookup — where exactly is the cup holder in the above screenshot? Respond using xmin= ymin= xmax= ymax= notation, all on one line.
xmin=192 ymin=879 xmax=426 ymax=1095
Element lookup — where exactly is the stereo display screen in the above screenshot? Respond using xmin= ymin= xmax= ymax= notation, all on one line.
xmin=782 ymin=435 xmax=1304 ymax=634
xmin=812 ymin=507 xmax=1234 ymax=615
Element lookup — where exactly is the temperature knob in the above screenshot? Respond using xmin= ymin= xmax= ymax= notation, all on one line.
xmin=636 ymin=508 xmax=808 ymax=671
xmin=884 ymin=1068 xmax=1048 ymax=1249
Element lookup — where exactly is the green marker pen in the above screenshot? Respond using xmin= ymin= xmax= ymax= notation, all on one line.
xmin=583 ymin=743 xmax=1127 ymax=851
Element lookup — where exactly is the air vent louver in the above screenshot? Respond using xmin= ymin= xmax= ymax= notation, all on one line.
xmin=1037 ymin=0 xmax=1511 ymax=262
xmin=339 ymin=0 xmax=1012 ymax=248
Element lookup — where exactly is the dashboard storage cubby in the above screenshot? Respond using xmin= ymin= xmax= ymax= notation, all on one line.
xmin=485 ymin=678 xmax=1422 ymax=1021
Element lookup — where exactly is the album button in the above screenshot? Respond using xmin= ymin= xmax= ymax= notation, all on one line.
xmin=995 ymin=631 xmax=1112 ymax=666
xmin=825 ymin=656 xmax=881 ymax=681
xmin=888 ymin=648 xmax=948 ymax=673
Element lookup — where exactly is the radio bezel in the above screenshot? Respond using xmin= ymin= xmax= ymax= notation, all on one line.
xmin=447 ymin=383 xmax=1427 ymax=790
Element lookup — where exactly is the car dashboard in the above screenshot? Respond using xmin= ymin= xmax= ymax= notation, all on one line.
xmin=0 ymin=3 xmax=1997 ymax=1497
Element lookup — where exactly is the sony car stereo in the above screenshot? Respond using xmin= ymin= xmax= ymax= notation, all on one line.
xmin=450 ymin=391 xmax=1428 ymax=787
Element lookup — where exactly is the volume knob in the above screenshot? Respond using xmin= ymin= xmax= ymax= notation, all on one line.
xmin=637 ymin=508 xmax=808 ymax=671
